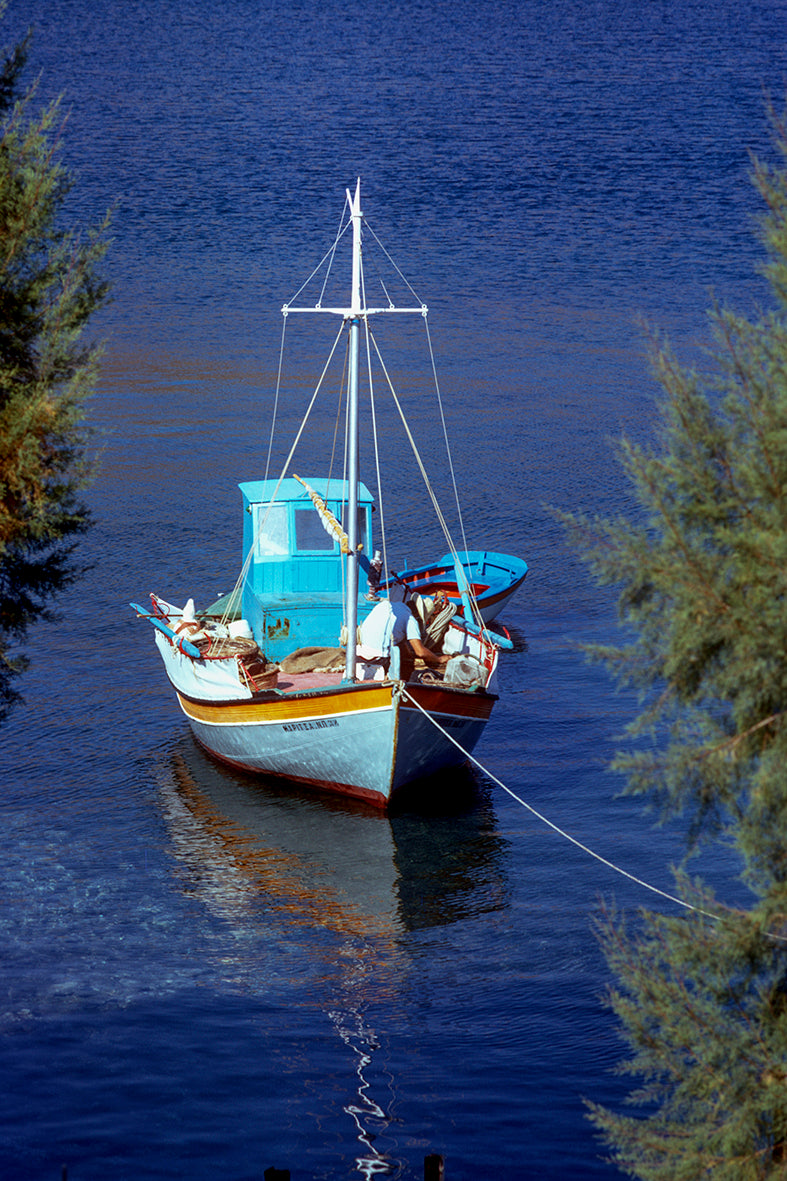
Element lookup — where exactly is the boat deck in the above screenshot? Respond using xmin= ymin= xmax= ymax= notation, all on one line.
xmin=275 ymin=669 xmax=347 ymax=694
xmin=267 ymin=669 xmax=444 ymax=695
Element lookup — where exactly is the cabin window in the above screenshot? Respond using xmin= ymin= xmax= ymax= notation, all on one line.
xmin=253 ymin=503 xmax=289 ymax=556
xmin=294 ymin=506 xmax=335 ymax=552
xmin=356 ymin=507 xmax=369 ymax=552
xmin=292 ymin=503 xmax=370 ymax=553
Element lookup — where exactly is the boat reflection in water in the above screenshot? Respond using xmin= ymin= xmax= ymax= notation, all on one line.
xmin=154 ymin=739 xmax=509 ymax=1178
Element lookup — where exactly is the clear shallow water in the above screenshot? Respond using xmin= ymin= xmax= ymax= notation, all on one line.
xmin=1 ymin=0 xmax=786 ymax=1177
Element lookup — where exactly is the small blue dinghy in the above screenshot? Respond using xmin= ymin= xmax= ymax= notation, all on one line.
xmin=384 ymin=550 xmax=528 ymax=626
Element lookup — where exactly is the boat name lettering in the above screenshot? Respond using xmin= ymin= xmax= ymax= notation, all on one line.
xmin=282 ymin=719 xmax=339 ymax=732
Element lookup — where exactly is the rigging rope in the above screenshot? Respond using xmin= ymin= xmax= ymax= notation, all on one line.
xmin=360 ymin=274 xmax=391 ymax=596
xmin=219 ymin=320 xmax=348 ymax=630
xmin=264 ymin=312 xmax=289 ymax=485
xmin=400 ymin=686 xmax=724 ymax=925
xmin=422 ymin=314 xmax=472 ymax=561
xmin=363 ymin=217 xmax=424 ymax=307
xmin=367 ymin=325 xmax=487 ymax=632
xmin=318 ymin=202 xmax=351 ymax=307
xmin=255 ymin=204 xmax=482 ymax=627
xmin=286 ymin=216 xmax=352 ymax=309
xmin=361 ymin=218 xmax=473 ymax=597
xmin=328 ymin=337 xmax=349 ymax=487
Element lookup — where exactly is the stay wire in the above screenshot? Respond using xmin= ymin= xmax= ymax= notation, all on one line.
xmin=286 ymin=216 xmax=352 ymax=309
xmin=362 ymin=217 xmax=423 ymax=307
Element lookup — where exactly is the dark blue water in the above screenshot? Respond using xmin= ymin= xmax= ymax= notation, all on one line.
xmin=2 ymin=1 xmax=786 ymax=1177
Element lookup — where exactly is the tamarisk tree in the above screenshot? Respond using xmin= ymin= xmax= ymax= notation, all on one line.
xmin=564 ymin=109 xmax=787 ymax=1178
xmin=0 ymin=22 xmax=110 ymax=721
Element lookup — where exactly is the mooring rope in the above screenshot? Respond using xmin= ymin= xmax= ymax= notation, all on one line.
xmin=400 ymin=687 xmax=722 ymax=922
xmin=402 ymin=687 xmax=787 ymax=942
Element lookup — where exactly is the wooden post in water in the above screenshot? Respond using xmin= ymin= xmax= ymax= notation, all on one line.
xmin=425 ymin=1153 xmax=445 ymax=1180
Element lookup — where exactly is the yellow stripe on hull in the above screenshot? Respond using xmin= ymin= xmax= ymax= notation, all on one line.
xmin=176 ymin=683 xmax=394 ymax=726
xmin=172 ymin=680 xmax=496 ymax=808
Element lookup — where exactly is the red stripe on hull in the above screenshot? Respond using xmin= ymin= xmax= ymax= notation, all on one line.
xmin=402 ymin=683 xmax=497 ymax=720
xmin=478 ymin=576 xmax=527 ymax=609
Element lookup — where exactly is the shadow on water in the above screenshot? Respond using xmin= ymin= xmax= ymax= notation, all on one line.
xmin=153 ymin=738 xmax=511 ymax=1178
xmin=493 ymin=623 xmax=528 ymax=655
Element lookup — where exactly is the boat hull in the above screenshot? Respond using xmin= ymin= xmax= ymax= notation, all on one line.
xmin=176 ymin=680 xmax=495 ymax=808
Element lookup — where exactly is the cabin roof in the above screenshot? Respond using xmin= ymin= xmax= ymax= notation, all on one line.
xmin=239 ymin=477 xmax=375 ymax=505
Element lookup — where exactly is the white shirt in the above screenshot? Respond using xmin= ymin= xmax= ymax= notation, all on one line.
xmin=358 ymin=599 xmax=420 ymax=656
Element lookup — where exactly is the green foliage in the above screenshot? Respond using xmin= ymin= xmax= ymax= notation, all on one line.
xmin=589 ymin=885 xmax=787 ymax=1181
xmin=564 ymin=106 xmax=787 ymax=1177
xmin=563 ymin=113 xmax=787 ymax=896
xmin=0 ymin=16 xmax=110 ymax=720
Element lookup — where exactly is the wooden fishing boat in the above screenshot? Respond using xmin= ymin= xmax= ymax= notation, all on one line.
xmin=131 ymin=181 xmax=523 ymax=809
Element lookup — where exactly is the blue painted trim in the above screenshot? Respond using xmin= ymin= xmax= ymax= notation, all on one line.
xmin=460 ymin=616 xmax=514 ymax=650
xmin=129 ymin=603 xmax=202 ymax=659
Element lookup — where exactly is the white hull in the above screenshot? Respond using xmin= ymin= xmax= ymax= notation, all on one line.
xmin=131 ymin=184 xmax=512 ymax=809
xmin=146 ymin=579 xmax=499 ymax=808
xmin=174 ymin=679 xmax=493 ymax=807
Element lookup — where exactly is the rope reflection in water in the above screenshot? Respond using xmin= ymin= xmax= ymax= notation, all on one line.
xmin=330 ymin=1003 xmax=396 ymax=1178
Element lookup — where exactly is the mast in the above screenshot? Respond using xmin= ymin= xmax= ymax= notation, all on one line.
xmin=282 ymin=181 xmax=426 ymax=682
xmin=344 ymin=179 xmax=362 ymax=682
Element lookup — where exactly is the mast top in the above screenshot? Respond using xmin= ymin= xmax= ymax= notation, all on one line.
xmin=345 ymin=176 xmax=361 ymax=212
xmin=282 ymin=180 xmax=426 ymax=319
xmin=347 ymin=179 xmax=363 ymax=317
